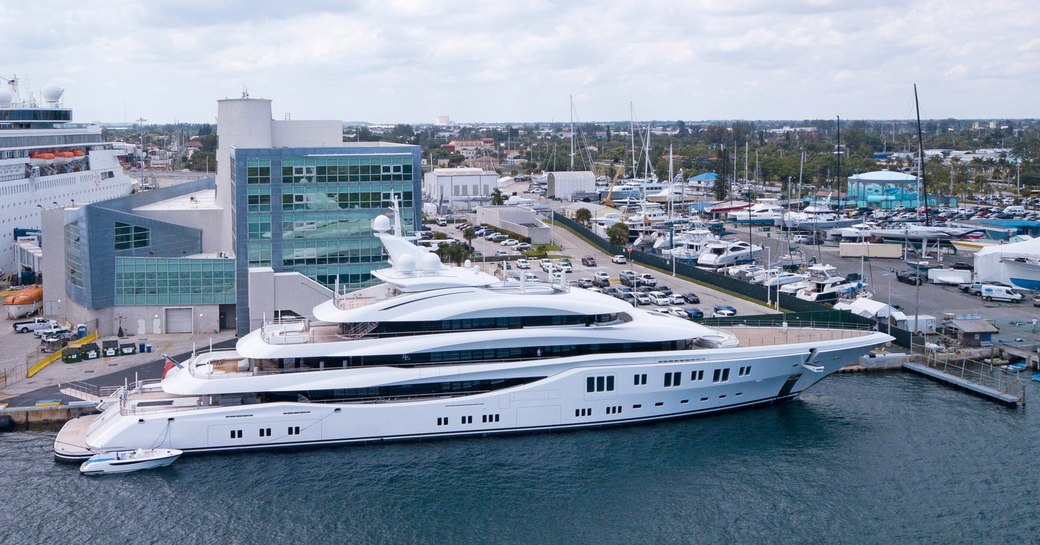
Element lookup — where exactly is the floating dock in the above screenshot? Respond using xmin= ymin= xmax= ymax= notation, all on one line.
xmin=903 ymin=361 xmax=1023 ymax=406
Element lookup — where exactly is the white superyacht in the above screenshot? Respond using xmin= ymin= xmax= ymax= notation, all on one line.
xmin=54 ymin=200 xmax=891 ymax=460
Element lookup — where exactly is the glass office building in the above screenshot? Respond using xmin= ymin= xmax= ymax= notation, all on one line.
xmin=115 ymin=257 xmax=235 ymax=306
xmin=232 ymin=144 xmax=422 ymax=334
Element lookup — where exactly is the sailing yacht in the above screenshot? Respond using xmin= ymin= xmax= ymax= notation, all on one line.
xmin=53 ymin=197 xmax=891 ymax=460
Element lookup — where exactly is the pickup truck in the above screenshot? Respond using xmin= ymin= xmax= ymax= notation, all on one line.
xmin=13 ymin=317 xmax=57 ymax=334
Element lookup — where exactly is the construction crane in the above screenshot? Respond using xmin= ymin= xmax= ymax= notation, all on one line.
xmin=602 ymin=166 xmax=625 ymax=209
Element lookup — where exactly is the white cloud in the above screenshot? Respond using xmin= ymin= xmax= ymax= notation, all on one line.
xmin=1 ymin=0 xmax=1035 ymax=123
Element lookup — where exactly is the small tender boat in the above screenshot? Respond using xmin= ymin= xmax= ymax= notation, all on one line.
xmin=1001 ymin=362 xmax=1027 ymax=373
xmin=79 ymin=448 xmax=182 ymax=475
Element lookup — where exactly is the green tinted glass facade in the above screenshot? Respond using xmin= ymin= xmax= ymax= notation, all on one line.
xmin=232 ymin=145 xmax=422 ymax=335
xmin=115 ymin=257 xmax=235 ymax=306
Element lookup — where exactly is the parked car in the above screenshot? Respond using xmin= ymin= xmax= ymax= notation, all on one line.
xmin=636 ymin=273 xmax=657 ymax=287
xmin=496 ymin=261 xmax=512 ymax=270
xmin=619 ymin=270 xmax=637 ymax=286
xmin=712 ymin=305 xmax=737 ymax=318
xmin=611 ymin=254 xmax=627 ymax=264
xmin=682 ymin=292 xmax=701 ymax=304
xmin=13 ymin=317 xmax=57 ymax=334
xmin=516 ymin=259 xmax=530 ymax=269
xmin=500 ymin=239 xmax=519 ymax=246
xmin=648 ymin=291 xmax=671 ymax=306
xmin=515 ymin=243 xmax=532 ymax=251
xmin=540 ymin=258 xmax=553 ymax=272
xmin=666 ymin=307 xmax=689 ymax=319
xmin=1034 ymin=294 xmax=1040 ymax=307
xmin=581 ymin=256 xmax=597 ymax=266
xmin=601 ymin=286 xmax=620 ymax=298
xmin=684 ymin=307 xmax=705 ymax=320
xmin=669 ymin=293 xmax=686 ymax=305
xmin=656 ymin=285 xmax=672 ymax=295
xmin=556 ymin=259 xmax=573 ymax=273
xmin=634 ymin=292 xmax=652 ymax=305
xmin=34 ymin=326 xmax=70 ymax=338
xmin=949 ymin=261 xmax=974 ymax=271
xmin=896 ymin=269 xmax=923 ymax=285
xmin=592 ymin=272 xmax=610 ymax=287
xmin=490 ymin=233 xmax=509 ymax=242
xmin=576 ymin=278 xmax=593 ymax=288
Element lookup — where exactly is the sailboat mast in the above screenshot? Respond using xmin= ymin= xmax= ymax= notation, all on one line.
xmin=914 ymin=84 xmax=930 ymax=224
xmin=836 ymin=115 xmax=843 ymax=209
xmin=569 ymin=95 xmax=575 ymax=170
xmin=630 ymin=102 xmax=637 ymax=178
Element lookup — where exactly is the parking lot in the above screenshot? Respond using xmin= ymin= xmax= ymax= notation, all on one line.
xmin=431 ymin=217 xmax=779 ymax=318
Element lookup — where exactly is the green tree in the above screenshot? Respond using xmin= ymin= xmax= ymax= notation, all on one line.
xmin=713 ymin=177 xmax=729 ymax=200
xmin=435 ymin=243 xmax=473 ymax=265
xmin=575 ymin=207 xmax=592 ymax=226
xmin=432 ymin=231 xmax=448 ymax=240
xmin=607 ymin=222 xmax=630 ymax=245
xmin=491 ymin=188 xmax=505 ymax=205
xmin=462 ymin=227 xmax=477 ymax=247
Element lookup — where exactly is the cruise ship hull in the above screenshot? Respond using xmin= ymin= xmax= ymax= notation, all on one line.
xmin=54 ymin=329 xmax=889 ymax=460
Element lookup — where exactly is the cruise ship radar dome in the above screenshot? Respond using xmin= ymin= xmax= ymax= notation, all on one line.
xmin=41 ymin=83 xmax=64 ymax=104
xmin=372 ymin=215 xmax=391 ymax=232
xmin=0 ymin=88 xmax=11 ymax=107
xmin=396 ymin=254 xmax=416 ymax=273
xmin=421 ymin=253 xmax=441 ymax=273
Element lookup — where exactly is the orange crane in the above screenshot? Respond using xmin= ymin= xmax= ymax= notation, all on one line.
xmin=602 ymin=166 xmax=625 ymax=208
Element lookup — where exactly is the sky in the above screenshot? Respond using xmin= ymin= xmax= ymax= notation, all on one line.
xmin=2 ymin=0 xmax=1036 ymax=124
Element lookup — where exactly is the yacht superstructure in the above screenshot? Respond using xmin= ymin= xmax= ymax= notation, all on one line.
xmin=0 ymin=77 xmax=135 ymax=273
xmin=54 ymin=198 xmax=891 ymax=460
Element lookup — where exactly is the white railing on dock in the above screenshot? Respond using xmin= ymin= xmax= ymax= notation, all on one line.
xmin=910 ymin=351 xmax=1026 ymax=404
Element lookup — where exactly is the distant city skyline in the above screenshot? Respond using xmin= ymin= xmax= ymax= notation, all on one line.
xmin=2 ymin=0 xmax=1036 ymax=124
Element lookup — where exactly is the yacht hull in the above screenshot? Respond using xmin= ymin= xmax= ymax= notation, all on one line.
xmin=55 ymin=330 xmax=890 ymax=460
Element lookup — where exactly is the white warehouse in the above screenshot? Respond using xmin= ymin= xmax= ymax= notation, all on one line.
xmin=547 ymin=171 xmax=596 ymax=200
xmin=423 ymin=167 xmax=499 ymax=211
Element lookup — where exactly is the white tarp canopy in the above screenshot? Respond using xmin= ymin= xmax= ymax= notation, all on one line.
xmin=975 ymin=236 xmax=1040 ymax=289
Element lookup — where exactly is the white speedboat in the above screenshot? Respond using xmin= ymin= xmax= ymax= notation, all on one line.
xmin=53 ymin=196 xmax=891 ymax=461
xmin=79 ymin=448 xmax=182 ymax=475
xmin=696 ymin=240 xmax=762 ymax=268
xmin=727 ymin=199 xmax=785 ymax=225
xmin=794 ymin=264 xmax=863 ymax=303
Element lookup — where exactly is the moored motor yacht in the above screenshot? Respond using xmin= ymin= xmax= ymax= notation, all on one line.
xmin=53 ymin=197 xmax=891 ymax=461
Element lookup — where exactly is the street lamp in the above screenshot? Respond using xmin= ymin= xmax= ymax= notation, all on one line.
xmin=883 ymin=272 xmax=893 ymax=334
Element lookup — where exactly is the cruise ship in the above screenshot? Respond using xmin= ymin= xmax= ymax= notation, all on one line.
xmin=0 ymin=78 xmax=135 ymax=275
xmin=54 ymin=198 xmax=892 ymax=460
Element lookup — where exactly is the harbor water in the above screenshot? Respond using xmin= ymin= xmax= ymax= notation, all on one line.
xmin=2 ymin=373 xmax=1037 ymax=544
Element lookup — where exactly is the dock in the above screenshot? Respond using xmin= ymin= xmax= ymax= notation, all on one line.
xmin=902 ymin=360 xmax=1024 ymax=406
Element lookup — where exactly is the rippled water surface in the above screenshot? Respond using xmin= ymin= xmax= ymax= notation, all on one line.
xmin=2 ymin=374 xmax=1037 ymax=545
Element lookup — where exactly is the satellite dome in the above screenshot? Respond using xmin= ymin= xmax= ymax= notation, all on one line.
xmin=372 ymin=215 xmax=391 ymax=232
xmin=420 ymin=253 xmax=441 ymax=273
xmin=396 ymin=254 xmax=416 ymax=273
xmin=463 ymin=259 xmax=472 ymax=268
xmin=41 ymin=83 xmax=64 ymax=104
xmin=0 ymin=88 xmax=12 ymax=107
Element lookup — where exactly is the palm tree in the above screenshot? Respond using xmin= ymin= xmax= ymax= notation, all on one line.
xmin=462 ymin=227 xmax=477 ymax=247
xmin=491 ymin=188 xmax=505 ymax=205
xmin=575 ymin=207 xmax=592 ymax=226
xmin=607 ymin=222 xmax=630 ymax=245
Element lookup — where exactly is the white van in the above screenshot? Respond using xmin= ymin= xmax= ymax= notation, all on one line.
xmin=435 ymin=216 xmax=447 ymax=226
xmin=1003 ymin=205 xmax=1025 ymax=214
xmin=978 ymin=284 xmax=1023 ymax=302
